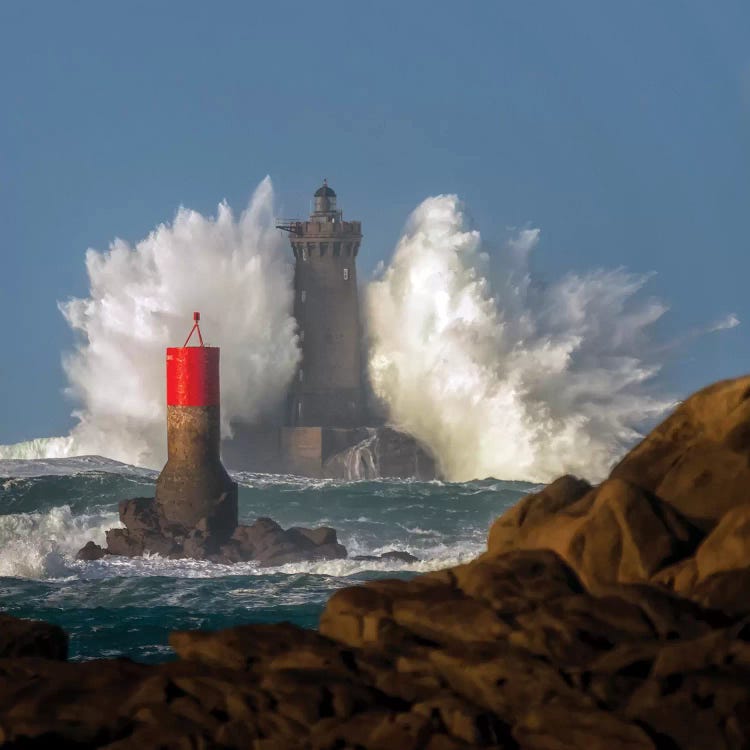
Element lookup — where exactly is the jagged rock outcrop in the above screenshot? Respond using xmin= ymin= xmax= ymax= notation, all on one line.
xmin=219 ymin=517 xmax=347 ymax=567
xmin=7 ymin=374 xmax=750 ymax=748
xmin=609 ymin=375 xmax=750 ymax=527
xmin=77 ymin=497 xmax=348 ymax=566
xmin=487 ymin=476 xmax=702 ymax=590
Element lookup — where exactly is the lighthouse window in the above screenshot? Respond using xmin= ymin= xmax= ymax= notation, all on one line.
xmin=333 ymin=242 xmax=341 ymax=257
xmin=301 ymin=290 xmax=306 ymax=302
xmin=320 ymin=242 xmax=328 ymax=257
xmin=300 ymin=329 xmax=305 ymax=342
xmin=301 ymin=247 xmax=307 ymax=261
xmin=299 ymin=369 xmax=304 ymax=382
xmin=344 ymin=243 xmax=352 ymax=256
xmin=343 ymin=268 xmax=349 ymax=281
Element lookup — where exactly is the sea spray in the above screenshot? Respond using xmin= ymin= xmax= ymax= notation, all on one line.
xmin=0 ymin=505 xmax=118 ymax=578
xmin=1 ymin=183 xmax=736 ymax=481
xmin=54 ymin=177 xmax=299 ymax=468
xmin=366 ymin=194 xmax=673 ymax=482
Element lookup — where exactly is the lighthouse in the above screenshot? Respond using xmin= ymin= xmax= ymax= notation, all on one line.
xmin=221 ymin=180 xmax=435 ymax=479
xmin=277 ymin=180 xmax=364 ymax=428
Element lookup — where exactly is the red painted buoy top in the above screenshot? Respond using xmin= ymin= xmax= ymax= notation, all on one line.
xmin=166 ymin=312 xmax=220 ymax=407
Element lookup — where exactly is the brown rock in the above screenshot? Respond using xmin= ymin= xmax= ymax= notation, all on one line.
xmin=564 ymin=479 xmax=701 ymax=587
xmin=454 ymin=549 xmax=585 ymax=612
xmin=650 ymin=556 xmax=699 ymax=593
xmin=0 ymin=614 xmax=67 ymax=660
xmin=610 ymin=375 xmax=750 ymax=527
xmin=488 ymin=478 xmax=700 ymax=588
xmin=695 ymin=505 xmax=750 ymax=581
xmin=105 ymin=527 xmax=144 ymax=557
xmin=354 ymin=550 xmax=420 ymax=563
xmin=624 ymin=669 xmax=750 ymax=750
xmin=292 ymin=526 xmax=338 ymax=546
xmin=76 ymin=540 xmax=107 ymax=561
xmin=119 ymin=496 xmax=160 ymax=533
xmin=106 ymin=527 xmax=180 ymax=558
xmin=513 ymin=704 xmax=656 ymax=750
xmin=691 ymin=567 xmax=750 ymax=617
xmin=170 ymin=622 xmax=349 ymax=674
xmin=487 ymin=474 xmax=592 ymax=554
xmin=7 ymin=376 xmax=750 ymax=749
xmin=224 ymin=518 xmax=346 ymax=567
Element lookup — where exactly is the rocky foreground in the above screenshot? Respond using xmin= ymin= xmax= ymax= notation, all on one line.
xmin=6 ymin=376 xmax=750 ymax=748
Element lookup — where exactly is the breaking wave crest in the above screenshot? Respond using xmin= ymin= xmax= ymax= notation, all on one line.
xmin=0 ymin=437 xmax=75 ymax=462
xmin=367 ymin=195 xmax=676 ymax=482
xmin=7 ymin=177 xmax=299 ymax=468
xmin=1 ymin=185 xmax=738 ymax=481
xmin=0 ymin=505 xmax=118 ymax=579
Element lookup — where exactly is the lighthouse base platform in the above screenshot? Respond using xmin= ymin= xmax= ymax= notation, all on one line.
xmin=222 ymin=425 xmax=437 ymax=480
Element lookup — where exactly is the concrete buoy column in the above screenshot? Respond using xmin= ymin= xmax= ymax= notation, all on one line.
xmin=155 ymin=313 xmax=238 ymax=541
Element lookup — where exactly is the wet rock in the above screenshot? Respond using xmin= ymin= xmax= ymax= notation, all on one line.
xmin=119 ymin=496 xmax=160 ymax=533
xmin=81 ymin=496 xmax=348 ymax=566
xmin=292 ymin=525 xmax=338 ymax=547
xmin=75 ymin=540 xmax=107 ymax=561
xmin=105 ymin=527 xmax=180 ymax=558
xmin=105 ymin=527 xmax=144 ymax=557
xmin=353 ymin=550 xmax=420 ymax=563
xmin=323 ymin=426 xmax=437 ymax=480
xmin=216 ymin=518 xmax=346 ymax=567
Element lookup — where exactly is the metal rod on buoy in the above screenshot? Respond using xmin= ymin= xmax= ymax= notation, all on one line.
xmin=182 ymin=311 xmax=205 ymax=348
xmin=155 ymin=312 xmax=237 ymax=540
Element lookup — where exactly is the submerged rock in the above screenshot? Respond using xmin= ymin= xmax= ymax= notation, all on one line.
xmin=353 ymin=550 xmax=420 ymax=563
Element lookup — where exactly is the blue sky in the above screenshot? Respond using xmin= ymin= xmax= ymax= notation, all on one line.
xmin=1 ymin=1 xmax=748 ymax=444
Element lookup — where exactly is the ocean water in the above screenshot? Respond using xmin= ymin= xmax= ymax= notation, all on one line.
xmin=0 ymin=457 xmax=534 ymax=663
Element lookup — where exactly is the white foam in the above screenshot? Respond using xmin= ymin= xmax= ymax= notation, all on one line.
xmin=367 ymin=195 xmax=681 ymax=482
xmin=0 ymin=437 xmax=76 ymax=462
xmin=6 ymin=187 xmax=734 ymax=484
xmin=0 ymin=505 xmax=119 ymax=579
xmin=0 ymin=455 xmax=158 ymax=479
xmin=3 ymin=178 xmax=299 ymax=469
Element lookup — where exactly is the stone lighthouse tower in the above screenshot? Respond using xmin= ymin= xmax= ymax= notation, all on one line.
xmin=277 ymin=180 xmax=364 ymax=428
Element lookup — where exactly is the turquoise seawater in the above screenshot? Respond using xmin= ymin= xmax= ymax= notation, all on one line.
xmin=0 ymin=458 xmax=534 ymax=662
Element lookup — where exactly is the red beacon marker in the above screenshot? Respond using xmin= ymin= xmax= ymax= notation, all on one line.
xmin=156 ymin=312 xmax=237 ymax=543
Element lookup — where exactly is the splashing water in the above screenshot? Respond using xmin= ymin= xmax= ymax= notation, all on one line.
xmin=343 ymin=431 xmax=378 ymax=481
xmin=366 ymin=194 xmax=675 ymax=483
xmin=0 ymin=184 xmax=737 ymax=481
xmin=6 ymin=178 xmax=299 ymax=468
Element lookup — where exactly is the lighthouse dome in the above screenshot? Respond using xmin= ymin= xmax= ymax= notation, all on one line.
xmin=314 ymin=180 xmax=336 ymax=198
xmin=313 ymin=179 xmax=337 ymax=214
